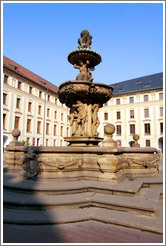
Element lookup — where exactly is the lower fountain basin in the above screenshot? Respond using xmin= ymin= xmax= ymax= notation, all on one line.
xmin=4 ymin=146 xmax=161 ymax=182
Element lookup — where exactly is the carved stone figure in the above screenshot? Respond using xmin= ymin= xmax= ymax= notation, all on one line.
xmin=21 ymin=147 xmax=39 ymax=179
xmin=74 ymin=60 xmax=95 ymax=82
xmin=91 ymin=104 xmax=100 ymax=136
xmin=68 ymin=110 xmax=78 ymax=136
xmin=71 ymin=101 xmax=87 ymax=136
xmin=78 ymin=30 xmax=92 ymax=49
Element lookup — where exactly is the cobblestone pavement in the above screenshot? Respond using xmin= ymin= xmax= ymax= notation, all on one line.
xmin=3 ymin=221 xmax=163 ymax=244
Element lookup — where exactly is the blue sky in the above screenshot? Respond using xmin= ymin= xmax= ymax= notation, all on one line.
xmin=3 ymin=2 xmax=163 ymax=87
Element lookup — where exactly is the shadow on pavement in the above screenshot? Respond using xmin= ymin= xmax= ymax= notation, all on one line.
xmin=3 ymin=146 xmax=66 ymax=243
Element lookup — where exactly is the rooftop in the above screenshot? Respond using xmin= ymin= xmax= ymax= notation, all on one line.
xmin=110 ymin=72 xmax=163 ymax=95
xmin=3 ymin=56 xmax=59 ymax=93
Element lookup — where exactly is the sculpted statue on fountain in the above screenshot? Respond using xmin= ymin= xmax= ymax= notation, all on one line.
xmin=73 ymin=60 xmax=95 ymax=82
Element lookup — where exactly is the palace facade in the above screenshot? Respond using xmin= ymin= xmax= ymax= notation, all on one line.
xmin=98 ymin=72 xmax=163 ymax=152
xmin=3 ymin=56 xmax=70 ymax=147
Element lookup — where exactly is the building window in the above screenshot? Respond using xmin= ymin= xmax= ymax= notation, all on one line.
xmin=61 ymin=126 xmax=63 ymax=136
xmin=3 ymin=114 xmax=6 ymax=129
xmin=29 ymin=86 xmax=33 ymax=94
xmin=130 ymin=110 xmax=134 ymax=119
xmin=116 ymin=125 xmax=121 ymax=136
xmin=18 ymin=81 xmax=22 ymax=89
xmin=4 ymin=75 xmax=9 ymax=84
xmin=54 ymin=125 xmax=57 ymax=136
xmin=37 ymin=121 xmax=41 ymax=134
xmin=28 ymin=102 xmax=32 ymax=112
xmin=160 ymin=122 xmax=163 ymax=134
xmin=27 ymin=119 xmax=31 ymax=132
xmin=48 ymin=95 xmax=50 ymax=102
xmin=3 ymin=93 xmax=7 ymax=105
xmin=160 ymin=107 xmax=163 ymax=117
xmin=117 ymin=111 xmax=121 ymax=120
xmin=144 ymin=95 xmax=148 ymax=102
xmin=39 ymin=91 xmax=42 ymax=98
xmin=61 ymin=113 xmax=63 ymax=121
xmin=16 ymin=98 xmax=21 ymax=109
xmin=116 ymin=99 xmax=120 ymax=105
xmin=144 ymin=108 xmax=149 ymax=118
xmin=55 ymin=98 xmax=58 ymax=104
xmin=159 ymin=93 xmax=163 ymax=100
xmin=46 ymin=139 xmax=49 ymax=146
xmin=38 ymin=105 xmax=41 ymax=115
xmin=129 ymin=97 xmax=134 ymax=103
xmin=144 ymin=123 xmax=151 ymax=135
xmin=46 ymin=123 xmax=50 ymax=135
xmin=54 ymin=140 xmax=56 ymax=146
xmin=54 ymin=110 xmax=57 ymax=119
xmin=14 ymin=116 xmax=20 ymax=129
xmin=146 ymin=140 xmax=150 ymax=147
xmin=47 ymin=108 xmax=50 ymax=117
xmin=61 ymin=140 xmax=63 ymax=146
xmin=104 ymin=112 xmax=108 ymax=121
xmin=67 ymin=127 xmax=69 ymax=137
xmin=130 ymin=124 xmax=135 ymax=135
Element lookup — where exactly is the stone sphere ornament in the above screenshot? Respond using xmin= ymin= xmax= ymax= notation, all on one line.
xmin=11 ymin=129 xmax=21 ymax=138
xmin=133 ymin=134 xmax=140 ymax=141
xmin=104 ymin=124 xmax=115 ymax=136
xmin=9 ymin=129 xmax=22 ymax=146
xmin=132 ymin=134 xmax=140 ymax=147
xmin=103 ymin=124 xmax=117 ymax=147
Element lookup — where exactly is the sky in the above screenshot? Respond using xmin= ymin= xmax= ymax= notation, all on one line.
xmin=3 ymin=1 xmax=163 ymax=87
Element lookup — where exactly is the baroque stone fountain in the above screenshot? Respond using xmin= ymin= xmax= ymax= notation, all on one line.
xmin=3 ymin=31 xmax=162 ymax=236
xmin=4 ymin=30 xmax=161 ymax=181
xmin=58 ymin=30 xmax=113 ymax=146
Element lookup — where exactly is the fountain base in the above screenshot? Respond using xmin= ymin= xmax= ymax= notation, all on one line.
xmin=4 ymin=146 xmax=160 ymax=182
xmin=65 ymin=136 xmax=104 ymax=146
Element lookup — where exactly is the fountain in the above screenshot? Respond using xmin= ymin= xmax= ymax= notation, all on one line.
xmin=4 ymin=29 xmax=160 ymax=180
xmin=3 ymin=31 xmax=162 ymax=237
xmin=59 ymin=29 xmax=113 ymax=146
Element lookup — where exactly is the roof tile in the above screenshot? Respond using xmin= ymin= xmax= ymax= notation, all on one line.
xmin=110 ymin=73 xmax=163 ymax=95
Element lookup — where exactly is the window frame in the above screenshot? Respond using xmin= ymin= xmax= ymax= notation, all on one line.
xmin=144 ymin=123 xmax=151 ymax=135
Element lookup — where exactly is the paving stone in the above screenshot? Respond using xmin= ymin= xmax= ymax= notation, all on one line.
xmin=3 ymin=221 xmax=163 ymax=243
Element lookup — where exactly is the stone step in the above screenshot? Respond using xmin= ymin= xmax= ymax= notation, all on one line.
xmin=3 ymin=199 xmax=163 ymax=234
xmin=4 ymin=186 xmax=161 ymax=214
xmin=3 ymin=172 xmax=144 ymax=196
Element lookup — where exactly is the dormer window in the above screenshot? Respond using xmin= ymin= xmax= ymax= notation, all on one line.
xmin=9 ymin=64 xmax=18 ymax=70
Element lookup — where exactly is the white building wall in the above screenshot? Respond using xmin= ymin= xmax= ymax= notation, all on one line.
xmin=99 ymin=89 xmax=163 ymax=151
xmin=3 ymin=69 xmax=70 ymax=147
